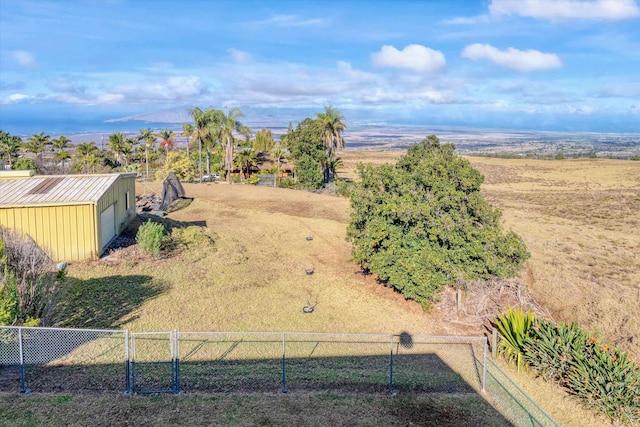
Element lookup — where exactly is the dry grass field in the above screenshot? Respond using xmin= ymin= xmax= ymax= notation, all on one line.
xmin=341 ymin=151 xmax=640 ymax=360
xmin=4 ymin=151 xmax=637 ymax=426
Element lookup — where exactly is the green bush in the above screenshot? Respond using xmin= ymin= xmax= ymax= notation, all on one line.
xmin=136 ymin=221 xmax=165 ymax=257
xmin=278 ymin=177 xmax=296 ymax=189
xmin=335 ymin=180 xmax=353 ymax=198
xmin=0 ymin=228 xmax=56 ymax=326
xmin=12 ymin=158 xmax=37 ymax=171
xmin=494 ymin=308 xmax=535 ymax=372
xmin=347 ymin=136 xmax=529 ymax=309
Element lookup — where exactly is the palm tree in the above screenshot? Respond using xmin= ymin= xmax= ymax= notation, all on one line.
xmin=0 ymin=131 xmax=22 ymax=168
xmin=219 ymin=107 xmax=251 ymax=183
xmin=316 ymin=106 xmax=346 ymax=183
xmin=54 ymin=150 xmax=71 ymax=173
xmin=50 ymin=135 xmax=73 ymax=174
xmin=185 ymin=108 xmax=212 ymax=182
xmin=75 ymin=142 xmax=97 ymax=173
xmin=157 ymin=128 xmax=176 ymax=164
xmin=270 ymin=142 xmax=287 ymax=187
xmin=23 ymin=132 xmax=51 ymax=164
xmin=51 ymin=135 xmax=73 ymax=151
xmin=233 ymin=149 xmax=258 ymax=182
xmin=137 ymin=128 xmax=157 ymax=179
xmin=107 ymin=132 xmax=130 ymax=166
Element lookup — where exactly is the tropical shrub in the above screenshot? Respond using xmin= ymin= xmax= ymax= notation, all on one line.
xmin=565 ymin=338 xmax=640 ymax=425
xmin=524 ymin=319 xmax=587 ymax=383
xmin=494 ymin=308 xmax=640 ymax=425
xmin=494 ymin=308 xmax=535 ymax=371
xmin=347 ymin=136 xmax=529 ymax=309
xmin=12 ymin=157 xmax=37 ymax=171
xmin=136 ymin=221 xmax=165 ymax=257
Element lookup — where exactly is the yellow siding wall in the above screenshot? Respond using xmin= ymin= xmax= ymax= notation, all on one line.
xmin=96 ymin=175 xmax=136 ymax=251
xmin=0 ymin=204 xmax=96 ymax=261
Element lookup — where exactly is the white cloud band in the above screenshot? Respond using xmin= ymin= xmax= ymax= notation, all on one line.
xmin=489 ymin=0 xmax=640 ymax=21
xmin=461 ymin=43 xmax=563 ymax=72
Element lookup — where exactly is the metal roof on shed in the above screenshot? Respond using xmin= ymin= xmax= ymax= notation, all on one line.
xmin=0 ymin=173 xmax=135 ymax=207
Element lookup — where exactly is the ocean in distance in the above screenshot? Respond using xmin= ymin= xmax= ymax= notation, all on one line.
xmin=2 ymin=112 xmax=639 ymax=158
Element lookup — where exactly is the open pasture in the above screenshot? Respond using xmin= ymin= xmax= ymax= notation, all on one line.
xmin=8 ymin=153 xmax=636 ymax=426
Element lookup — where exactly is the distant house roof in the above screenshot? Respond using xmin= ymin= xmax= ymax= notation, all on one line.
xmin=0 ymin=173 xmax=137 ymax=208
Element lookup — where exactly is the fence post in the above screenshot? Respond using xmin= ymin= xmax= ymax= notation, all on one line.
xmin=173 ymin=330 xmax=180 ymax=394
xmin=482 ymin=336 xmax=487 ymax=392
xmin=281 ymin=332 xmax=288 ymax=394
xmin=124 ymin=330 xmax=131 ymax=396
xmin=18 ymin=327 xmax=29 ymax=395
xmin=388 ymin=335 xmax=395 ymax=395
xmin=492 ymin=328 xmax=498 ymax=359
xmin=131 ymin=334 xmax=137 ymax=394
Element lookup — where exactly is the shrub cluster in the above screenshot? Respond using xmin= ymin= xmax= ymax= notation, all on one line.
xmin=0 ymin=227 xmax=58 ymax=326
xmin=494 ymin=309 xmax=640 ymax=425
xmin=136 ymin=221 xmax=165 ymax=257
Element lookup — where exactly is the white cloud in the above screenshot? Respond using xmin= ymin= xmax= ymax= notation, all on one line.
xmin=461 ymin=44 xmax=563 ymax=71
xmin=2 ymin=93 xmax=33 ymax=104
xmin=11 ymin=51 xmax=36 ymax=67
xmin=489 ymin=0 xmax=640 ymax=21
xmin=228 ymin=48 xmax=251 ymax=63
xmin=336 ymin=61 xmax=377 ymax=82
xmin=371 ymin=44 xmax=446 ymax=73
xmin=254 ymin=14 xmax=328 ymax=27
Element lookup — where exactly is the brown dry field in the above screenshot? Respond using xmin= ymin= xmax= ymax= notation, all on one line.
xmin=130 ymin=151 xmax=640 ymax=425
xmin=341 ymin=151 xmax=640 ymax=359
xmin=50 ymin=152 xmax=638 ymax=427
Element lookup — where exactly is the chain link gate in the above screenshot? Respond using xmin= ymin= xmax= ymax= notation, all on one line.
xmin=130 ymin=331 xmax=179 ymax=394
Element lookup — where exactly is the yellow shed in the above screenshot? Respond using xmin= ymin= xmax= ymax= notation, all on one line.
xmin=0 ymin=173 xmax=136 ymax=261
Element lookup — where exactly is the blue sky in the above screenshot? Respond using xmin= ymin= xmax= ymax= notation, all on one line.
xmin=1 ymin=0 xmax=640 ymax=133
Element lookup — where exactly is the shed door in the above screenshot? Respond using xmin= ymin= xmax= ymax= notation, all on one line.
xmin=100 ymin=204 xmax=116 ymax=249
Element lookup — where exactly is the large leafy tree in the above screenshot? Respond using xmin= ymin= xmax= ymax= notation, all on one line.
xmin=0 ymin=131 xmax=22 ymax=168
xmin=282 ymin=118 xmax=325 ymax=189
xmin=347 ymin=135 xmax=529 ymax=310
xmin=252 ymin=128 xmax=275 ymax=153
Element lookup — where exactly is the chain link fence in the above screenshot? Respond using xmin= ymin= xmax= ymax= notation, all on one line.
xmin=0 ymin=326 xmax=127 ymax=394
xmin=0 ymin=326 xmax=559 ymax=426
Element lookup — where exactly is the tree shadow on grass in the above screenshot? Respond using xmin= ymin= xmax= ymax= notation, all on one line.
xmin=56 ymin=275 xmax=168 ymax=329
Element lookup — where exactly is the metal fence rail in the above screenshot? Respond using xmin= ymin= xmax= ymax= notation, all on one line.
xmin=0 ymin=326 xmax=559 ymax=427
